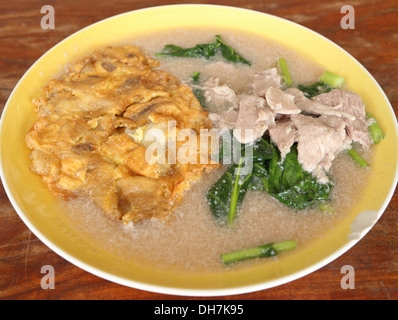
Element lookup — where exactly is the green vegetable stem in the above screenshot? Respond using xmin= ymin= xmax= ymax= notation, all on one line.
xmin=278 ymin=57 xmax=292 ymax=87
xmin=206 ymin=156 xmax=254 ymax=226
xmin=319 ymin=201 xmax=335 ymax=214
xmin=220 ymin=240 xmax=297 ymax=264
xmin=297 ymin=70 xmax=343 ymax=99
xmin=366 ymin=113 xmax=385 ymax=144
xmin=320 ymin=71 xmax=345 ymax=88
xmin=348 ymin=147 xmax=369 ymax=168
xmin=228 ymin=158 xmax=244 ymax=224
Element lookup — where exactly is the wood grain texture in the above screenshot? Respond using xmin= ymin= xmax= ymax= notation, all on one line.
xmin=0 ymin=0 xmax=397 ymax=300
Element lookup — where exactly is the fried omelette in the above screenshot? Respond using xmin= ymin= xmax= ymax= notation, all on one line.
xmin=26 ymin=45 xmax=218 ymax=223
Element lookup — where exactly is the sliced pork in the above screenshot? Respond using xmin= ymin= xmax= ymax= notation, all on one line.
xmin=268 ymin=119 xmax=298 ymax=160
xmin=291 ymin=114 xmax=350 ymax=183
xmin=313 ymin=89 xmax=371 ymax=149
xmin=208 ymin=108 xmax=238 ymax=130
xmin=285 ymin=88 xmax=355 ymax=120
xmin=201 ymin=66 xmax=373 ymax=184
xmin=203 ymin=76 xmax=237 ymax=110
xmin=251 ymin=68 xmax=282 ymax=97
xmin=233 ymin=95 xmax=275 ymax=144
xmin=265 ymin=87 xmax=302 ymax=115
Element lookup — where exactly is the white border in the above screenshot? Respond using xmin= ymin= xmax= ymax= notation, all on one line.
xmin=1 ymin=4 xmax=397 ymax=297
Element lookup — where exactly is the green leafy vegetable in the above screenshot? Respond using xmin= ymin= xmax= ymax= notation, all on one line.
xmin=191 ymin=72 xmax=207 ymax=109
xmin=155 ymin=35 xmax=251 ymax=65
xmin=297 ymin=81 xmax=333 ymax=98
xmin=261 ymin=143 xmax=333 ymax=210
xmin=280 ymin=144 xmax=304 ymax=190
xmin=156 ymin=43 xmax=219 ymax=59
xmin=206 ymin=159 xmax=253 ymax=225
xmin=272 ymin=176 xmax=332 ymax=210
xmin=214 ymin=35 xmax=251 ymax=65
xmin=247 ymin=162 xmax=268 ymax=191
xmin=251 ymin=137 xmax=275 ymax=162
xmin=220 ymin=240 xmax=297 ymax=264
xmin=206 ymin=137 xmax=274 ymax=224
xmin=192 ymin=71 xmax=201 ymax=83
xmin=265 ymin=142 xmax=283 ymax=194
xmin=206 ymin=137 xmax=333 ymax=224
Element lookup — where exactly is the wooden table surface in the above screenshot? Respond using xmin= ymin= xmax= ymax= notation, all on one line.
xmin=0 ymin=0 xmax=397 ymax=300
